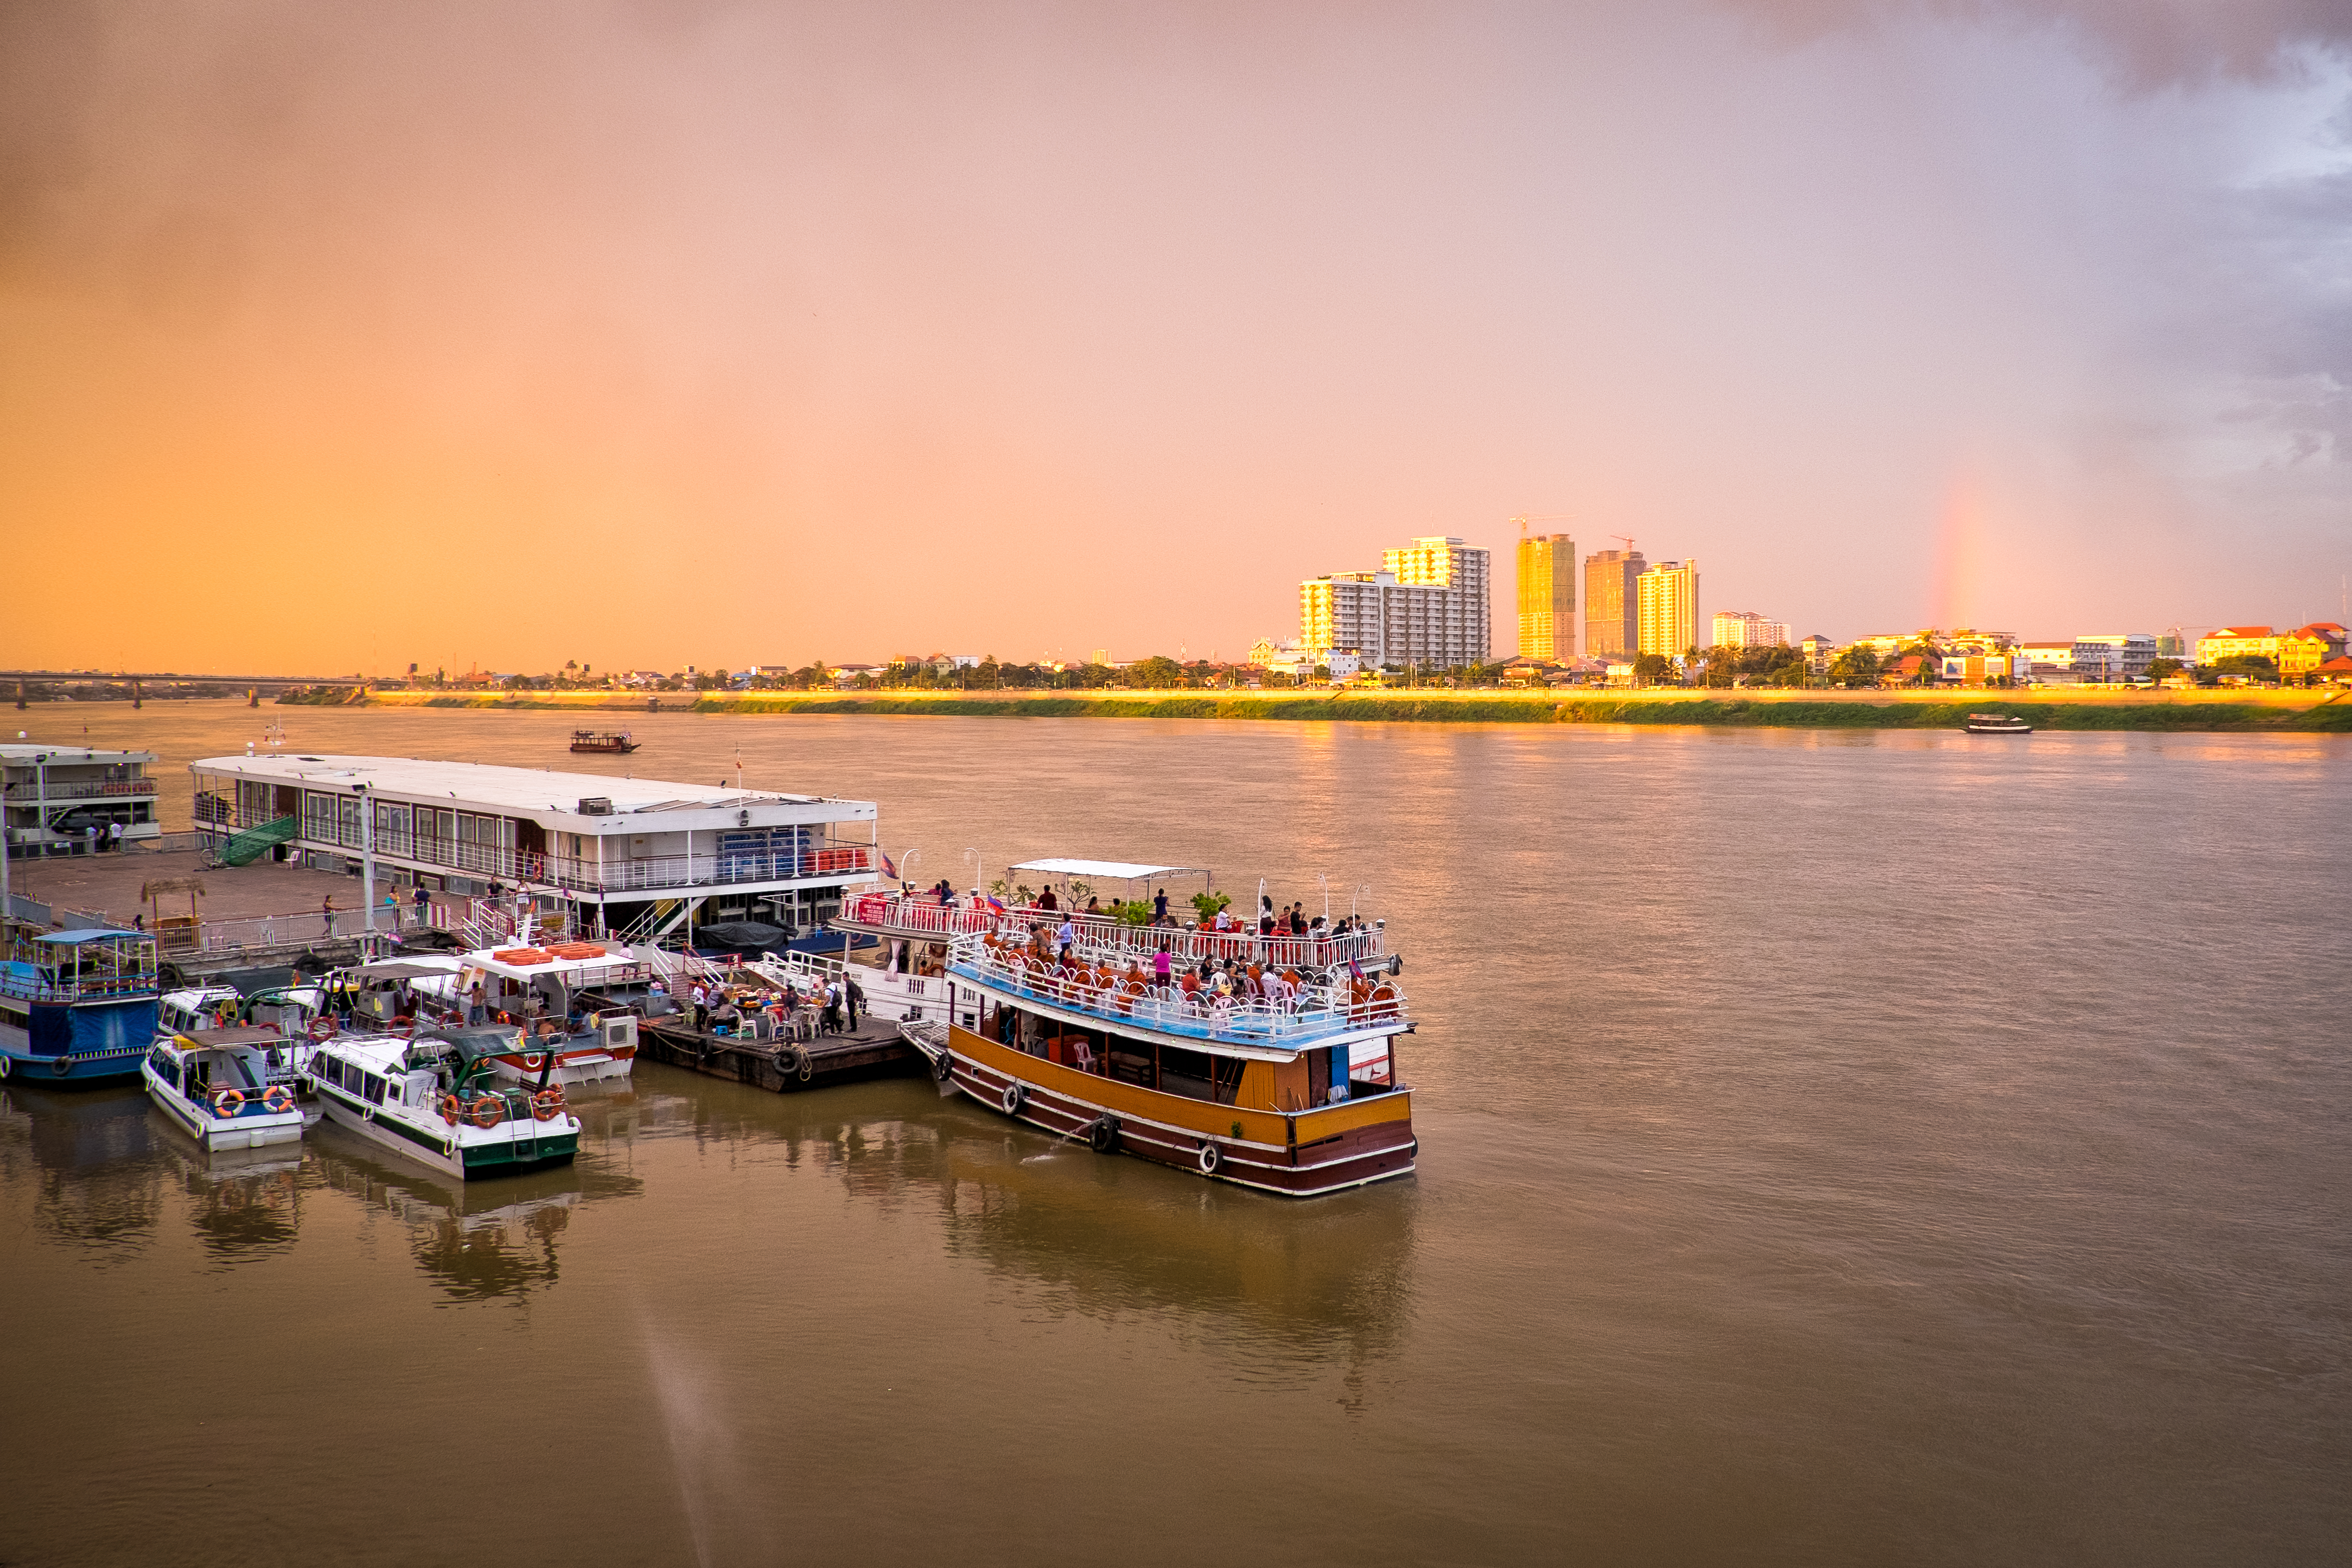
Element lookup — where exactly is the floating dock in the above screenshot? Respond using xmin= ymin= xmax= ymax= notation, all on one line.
xmin=630 ymin=1012 xmax=921 ymax=1093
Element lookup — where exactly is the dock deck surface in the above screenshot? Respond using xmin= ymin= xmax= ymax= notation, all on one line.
xmin=633 ymin=1010 xmax=921 ymax=1093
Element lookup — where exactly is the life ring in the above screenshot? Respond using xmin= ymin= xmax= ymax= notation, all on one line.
xmin=930 ymin=1049 xmax=954 ymax=1082
xmin=469 ymin=1095 xmax=504 ymax=1129
xmin=306 ymin=1017 xmax=334 ymax=1042
xmin=531 ymin=1089 xmax=565 ymax=1122
xmin=211 ymin=1088 xmax=245 ymax=1118
xmin=439 ymin=1093 xmax=463 ymax=1125
xmin=999 ymin=1080 xmax=1025 ymax=1116
xmin=263 ymin=1084 xmax=294 ymax=1113
xmin=1088 ymin=1116 xmax=1120 ymax=1155
xmin=519 ymin=1051 xmax=545 ymax=1072
xmin=52 ymin=1054 xmax=73 ymax=1077
xmin=1196 ymin=1142 xmax=1222 ymax=1176
xmin=0 ymin=1054 xmax=10 ymax=1079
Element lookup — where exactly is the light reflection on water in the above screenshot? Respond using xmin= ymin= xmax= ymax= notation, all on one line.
xmin=0 ymin=704 xmax=2345 ymax=1566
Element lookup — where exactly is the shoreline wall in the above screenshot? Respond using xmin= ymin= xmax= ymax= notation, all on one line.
xmin=360 ymin=687 xmax=2352 ymax=732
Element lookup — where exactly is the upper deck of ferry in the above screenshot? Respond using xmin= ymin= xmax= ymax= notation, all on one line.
xmin=1 ymin=928 xmax=161 ymax=1004
xmin=187 ymin=754 xmax=879 ymax=903
xmin=844 ymin=889 xmax=1387 ymax=968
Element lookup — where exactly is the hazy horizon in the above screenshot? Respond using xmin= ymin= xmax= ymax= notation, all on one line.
xmin=5 ymin=1 xmax=2349 ymax=673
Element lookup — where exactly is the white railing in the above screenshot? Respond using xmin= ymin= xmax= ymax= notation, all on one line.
xmin=948 ymin=939 xmax=1405 ymax=1048
xmin=3 ymin=779 xmax=158 ymax=801
xmin=842 ymin=892 xmax=1387 ymax=970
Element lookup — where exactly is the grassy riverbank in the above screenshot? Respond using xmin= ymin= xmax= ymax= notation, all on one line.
xmin=364 ymin=687 xmax=2352 ymax=731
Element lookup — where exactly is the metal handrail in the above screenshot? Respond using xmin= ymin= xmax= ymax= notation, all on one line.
xmin=947 ymin=944 xmax=1405 ymax=1048
xmin=844 ymin=891 xmax=1387 ymax=969
xmin=3 ymin=779 xmax=158 ymax=801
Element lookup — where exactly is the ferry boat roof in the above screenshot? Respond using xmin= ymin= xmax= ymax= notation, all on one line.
xmin=1009 ymin=858 xmax=1210 ymax=881
xmin=2 ymin=743 xmax=158 ymax=766
xmin=188 ymin=754 xmax=874 ymax=826
xmin=168 ymin=1026 xmax=286 ymax=1049
xmin=460 ymin=946 xmax=643 ymax=981
xmin=34 ymin=928 xmax=150 ymax=945
xmin=342 ymin=959 xmax=464 ymax=981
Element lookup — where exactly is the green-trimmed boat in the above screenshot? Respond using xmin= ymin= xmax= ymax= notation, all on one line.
xmin=306 ymin=1027 xmax=578 ymax=1180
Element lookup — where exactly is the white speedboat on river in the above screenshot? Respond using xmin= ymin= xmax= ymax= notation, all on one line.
xmin=142 ymin=1026 xmax=317 ymax=1152
xmin=308 ymin=1027 xmax=581 ymax=1181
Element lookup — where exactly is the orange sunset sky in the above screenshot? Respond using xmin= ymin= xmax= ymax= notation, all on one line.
xmin=4 ymin=1 xmax=2349 ymax=675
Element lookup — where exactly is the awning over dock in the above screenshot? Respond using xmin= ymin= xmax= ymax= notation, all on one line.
xmin=1008 ymin=859 xmax=1208 ymax=882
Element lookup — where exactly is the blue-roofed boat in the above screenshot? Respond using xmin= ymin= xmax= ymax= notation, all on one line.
xmin=0 ymin=928 xmax=162 ymax=1087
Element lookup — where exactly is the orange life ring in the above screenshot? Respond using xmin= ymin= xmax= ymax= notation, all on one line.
xmin=439 ymin=1093 xmax=463 ymax=1125
xmin=519 ymin=1051 xmax=546 ymax=1072
xmin=262 ymin=1084 xmax=294 ymax=1113
xmin=210 ymin=1088 xmax=245 ymax=1118
xmin=531 ymin=1088 xmax=565 ymax=1123
xmin=469 ymin=1095 xmax=504 ymax=1129
xmin=306 ymin=1017 xmax=334 ymax=1042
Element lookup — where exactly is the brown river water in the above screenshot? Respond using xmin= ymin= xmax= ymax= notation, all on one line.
xmin=3 ymin=703 xmax=2347 ymax=1566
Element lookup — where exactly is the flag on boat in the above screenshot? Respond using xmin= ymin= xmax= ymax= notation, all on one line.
xmin=878 ymin=850 xmax=899 ymax=879
xmin=1346 ymin=956 xmax=1365 ymax=981
xmin=984 ymin=895 xmax=1007 ymax=914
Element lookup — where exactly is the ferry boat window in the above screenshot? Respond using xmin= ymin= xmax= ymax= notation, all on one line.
xmin=1160 ymin=1044 xmax=1217 ymax=1101
xmin=324 ymin=1055 xmax=346 ymax=1090
xmin=361 ymin=1072 xmax=386 ymax=1106
xmin=148 ymin=1048 xmax=179 ymax=1089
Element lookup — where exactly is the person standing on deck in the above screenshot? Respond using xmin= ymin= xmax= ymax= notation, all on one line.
xmin=846 ymin=973 xmax=864 ymax=1032
xmin=1153 ymin=887 xmax=1169 ymax=925
xmin=690 ymin=981 xmax=709 ymax=1032
xmin=412 ymin=883 xmax=429 ymax=929
xmin=322 ymin=895 xmax=336 ymax=936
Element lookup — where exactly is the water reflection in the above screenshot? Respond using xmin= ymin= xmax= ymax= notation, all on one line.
xmin=637 ymin=1073 xmax=1418 ymax=1366
xmin=171 ymin=1148 xmax=306 ymax=1263
xmin=307 ymin=1120 xmax=643 ymax=1303
xmin=0 ymin=1082 xmax=170 ymax=1259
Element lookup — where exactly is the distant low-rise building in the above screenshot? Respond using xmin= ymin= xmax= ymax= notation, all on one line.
xmin=1711 ymin=610 xmax=1788 ymax=648
xmin=1798 ymin=634 xmax=1836 ymax=675
xmin=2196 ymin=627 xmax=2279 ymax=665
xmin=2072 ymin=633 xmax=2156 ymax=681
xmin=2017 ymin=640 xmax=2076 ymax=681
xmin=2280 ymin=623 xmax=2349 ymax=680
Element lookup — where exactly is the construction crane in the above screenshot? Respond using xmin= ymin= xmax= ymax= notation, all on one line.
xmin=1510 ymin=512 xmax=1577 ymax=537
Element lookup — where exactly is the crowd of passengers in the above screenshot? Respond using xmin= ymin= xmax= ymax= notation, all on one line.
xmin=921 ymin=880 xmax=1366 ymax=940
xmin=984 ymin=925 xmax=1387 ymax=1019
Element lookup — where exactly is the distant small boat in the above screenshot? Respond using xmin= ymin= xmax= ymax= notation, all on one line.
xmin=569 ymin=730 xmax=639 ymax=754
xmin=1965 ymin=713 xmax=2032 ymax=734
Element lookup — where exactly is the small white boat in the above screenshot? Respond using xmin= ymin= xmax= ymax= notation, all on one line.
xmin=483 ymin=1012 xmax=640 ymax=1088
xmin=1965 ymin=712 xmax=2033 ymax=734
xmin=308 ymin=1027 xmax=581 ymax=1182
xmin=142 ymin=1027 xmax=316 ymax=1152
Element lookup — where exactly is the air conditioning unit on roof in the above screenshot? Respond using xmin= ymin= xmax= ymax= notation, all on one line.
xmin=577 ymin=797 xmax=614 ymax=815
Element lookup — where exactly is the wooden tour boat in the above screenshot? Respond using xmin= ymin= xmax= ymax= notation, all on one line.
xmin=1964 ymin=713 xmax=2034 ymax=734
xmin=876 ymin=858 xmax=1416 ymax=1198
xmin=1 ymin=928 xmax=161 ymax=1086
xmin=569 ymin=730 xmax=639 ymax=754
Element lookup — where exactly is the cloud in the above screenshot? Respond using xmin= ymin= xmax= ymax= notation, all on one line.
xmin=1726 ymin=0 xmax=2352 ymax=85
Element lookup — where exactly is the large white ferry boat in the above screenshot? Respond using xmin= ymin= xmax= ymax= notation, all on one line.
xmin=855 ymin=859 xmax=1417 ymax=1197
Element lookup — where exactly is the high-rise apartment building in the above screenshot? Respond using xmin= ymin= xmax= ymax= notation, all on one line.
xmin=1382 ymin=536 xmax=1492 ymax=664
xmin=1515 ymin=532 xmax=1576 ymax=660
xmin=1301 ymin=534 xmax=1493 ymax=671
xmin=1711 ymin=611 xmax=1788 ymax=648
xmin=1637 ymin=559 xmax=1700 ymax=656
xmin=1583 ymin=549 xmax=1646 ymax=659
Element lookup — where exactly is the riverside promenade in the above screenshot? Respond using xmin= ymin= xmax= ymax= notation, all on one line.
xmin=360 ymin=685 xmax=2352 ymax=732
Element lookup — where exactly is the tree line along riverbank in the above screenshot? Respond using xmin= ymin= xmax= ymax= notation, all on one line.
xmin=362 ymin=689 xmax=2352 ymax=731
